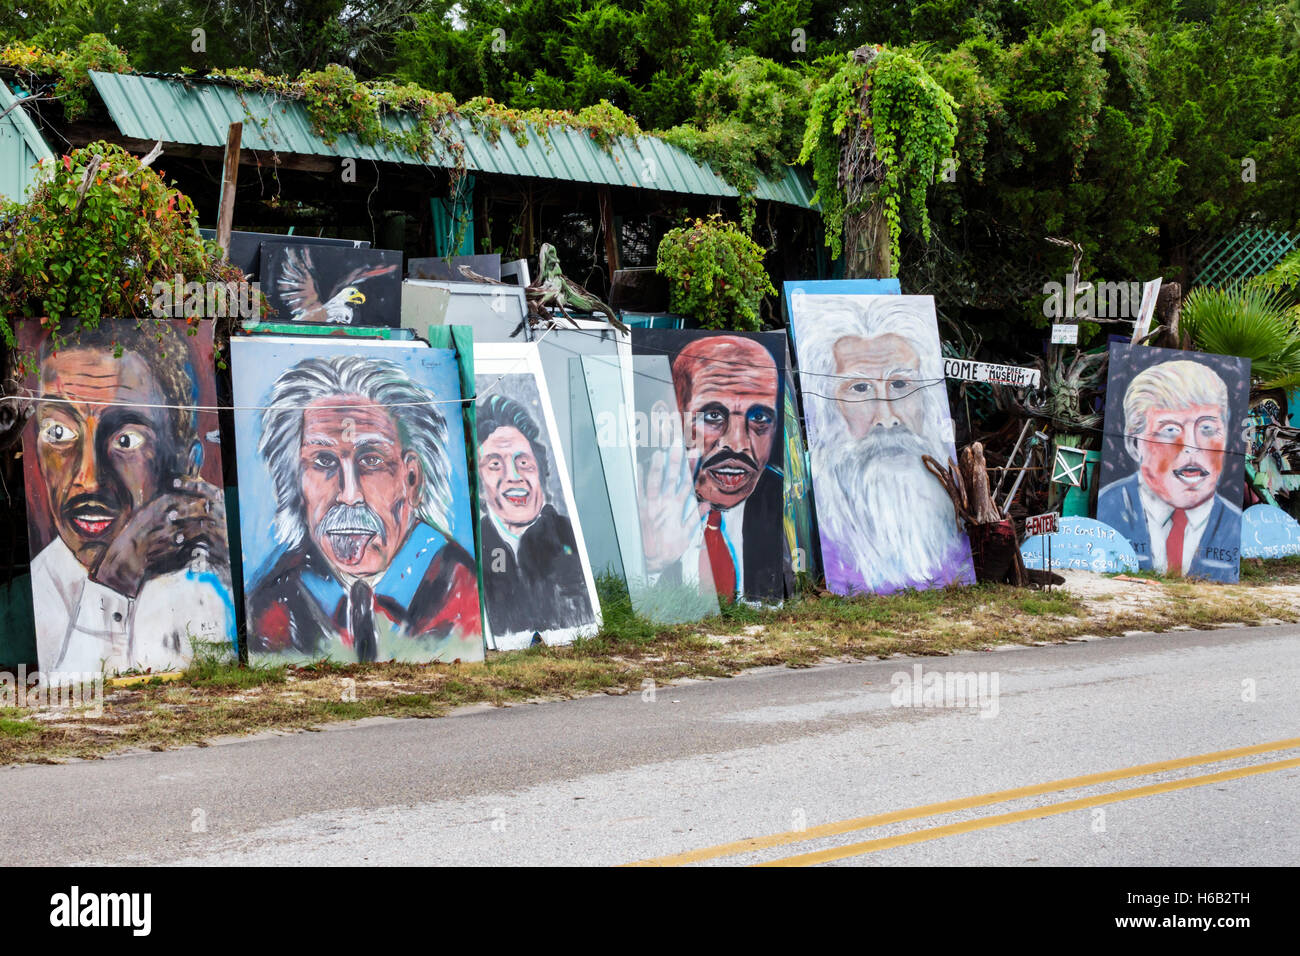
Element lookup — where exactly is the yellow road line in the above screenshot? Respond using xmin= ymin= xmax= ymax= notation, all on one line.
xmin=625 ymin=736 xmax=1300 ymax=867
xmin=760 ymin=755 xmax=1300 ymax=867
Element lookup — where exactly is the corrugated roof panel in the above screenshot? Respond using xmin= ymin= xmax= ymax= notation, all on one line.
xmin=0 ymin=84 xmax=55 ymax=203
xmin=87 ymin=71 xmax=812 ymax=208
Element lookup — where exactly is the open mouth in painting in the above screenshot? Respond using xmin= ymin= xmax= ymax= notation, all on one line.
xmin=700 ymin=452 xmax=759 ymax=496
xmin=705 ymin=463 xmax=755 ymax=493
xmin=499 ymin=485 xmax=534 ymax=512
xmin=316 ymin=504 xmax=385 ymax=568
xmin=63 ymin=496 xmax=120 ymax=539
xmin=1173 ymin=463 xmax=1211 ymax=489
xmin=327 ymin=531 xmax=376 ymax=566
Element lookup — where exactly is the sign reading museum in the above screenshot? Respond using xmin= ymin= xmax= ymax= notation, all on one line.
xmin=942 ymin=358 xmax=1042 ymax=389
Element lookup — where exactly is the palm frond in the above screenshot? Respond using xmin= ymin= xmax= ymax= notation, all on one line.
xmin=1181 ymin=281 xmax=1300 ymax=389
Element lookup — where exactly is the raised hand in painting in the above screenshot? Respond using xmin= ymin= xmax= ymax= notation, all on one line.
xmin=90 ymin=477 xmax=229 ymax=598
xmin=637 ymin=402 xmax=704 ymax=575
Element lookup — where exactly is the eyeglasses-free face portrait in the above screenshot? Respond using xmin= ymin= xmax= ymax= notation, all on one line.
xmin=789 ymin=294 xmax=975 ymax=597
xmin=36 ymin=347 xmax=174 ymax=571
xmin=237 ymin=346 xmax=482 ymax=664
xmin=831 ymin=332 xmax=927 ymax=440
xmin=671 ymin=336 xmax=779 ymax=511
xmin=1098 ymin=346 xmax=1250 ymax=583
xmin=1131 ymin=401 xmax=1227 ymax=511
xmin=297 ymin=396 xmax=424 ymax=580
xmin=479 ymin=424 xmax=545 ymax=532
xmin=22 ymin=320 xmax=235 ymax=675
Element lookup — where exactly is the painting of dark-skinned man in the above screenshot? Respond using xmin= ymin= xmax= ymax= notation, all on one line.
xmin=19 ymin=318 xmax=236 ymax=675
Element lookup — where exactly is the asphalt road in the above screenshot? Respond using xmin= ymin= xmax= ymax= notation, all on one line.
xmin=2 ymin=623 xmax=1297 ymax=866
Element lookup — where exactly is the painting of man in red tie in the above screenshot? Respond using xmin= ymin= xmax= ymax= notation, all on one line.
xmin=1097 ymin=344 xmax=1250 ymax=582
xmin=634 ymin=331 xmax=785 ymax=604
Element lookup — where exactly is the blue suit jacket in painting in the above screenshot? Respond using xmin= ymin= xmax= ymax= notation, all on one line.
xmin=1096 ymin=472 xmax=1242 ymax=582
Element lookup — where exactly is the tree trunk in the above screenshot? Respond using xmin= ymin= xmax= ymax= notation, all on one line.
xmin=843 ymin=187 xmax=892 ymax=278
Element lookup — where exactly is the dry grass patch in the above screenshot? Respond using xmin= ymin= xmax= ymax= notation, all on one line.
xmin=4 ymin=567 xmax=1300 ymax=765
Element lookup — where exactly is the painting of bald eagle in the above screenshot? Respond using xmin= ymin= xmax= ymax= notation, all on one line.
xmin=261 ymin=243 xmax=402 ymax=327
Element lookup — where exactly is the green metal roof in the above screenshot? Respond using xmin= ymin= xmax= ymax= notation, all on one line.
xmin=88 ymin=72 xmax=814 ymax=209
xmin=0 ymin=83 xmax=55 ymax=203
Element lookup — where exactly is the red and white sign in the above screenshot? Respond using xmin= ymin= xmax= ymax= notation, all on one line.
xmin=1025 ymin=512 xmax=1060 ymax=536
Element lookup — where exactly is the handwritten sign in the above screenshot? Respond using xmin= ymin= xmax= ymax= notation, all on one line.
xmin=943 ymin=358 xmax=1042 ymax=389
xmin=1051 ymin=324 xmax=1079 ymax=345
xmin=1130 ymin=277 xmax=1162 ymax=343
xmin=1021 ymin=517 xmax=1139 ymax=574
xmin=1025 ymin=512 xmax=1059 ymax=536
xmin=1240 ymin=503 xmax=1300 ymax=559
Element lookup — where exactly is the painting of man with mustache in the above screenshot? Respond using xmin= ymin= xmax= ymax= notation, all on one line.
xmin=633 ymin=331 xmax=786 ymax=603
xmin=790 ymin=294 xmax=975 ymax=595
xmin=235 ymin=343 xmax=482 ymax=663
xmin=21 ymin=319 xmax=235 ymax=674
xmin=1097 ymin=345 xmax=1249 ymax=582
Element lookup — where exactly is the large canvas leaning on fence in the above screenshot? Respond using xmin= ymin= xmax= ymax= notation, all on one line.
xmin=20 ymin=319 xmax=237 ymax=674
xmin=1097 ymin=342 xmax=1250 ymax=582
xmin=231 ymin=338 xmax=483 ymax=663
xmin=474 ymin=345 xmax=600 ymax=649
xmin=789 ymin=293 xmax=976 ymax=595
xmin=630 ymin=329 xmax=788 ymax=605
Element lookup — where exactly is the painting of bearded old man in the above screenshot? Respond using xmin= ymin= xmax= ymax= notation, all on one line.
xmin=790 ymin=294 xmax=976 ymax=595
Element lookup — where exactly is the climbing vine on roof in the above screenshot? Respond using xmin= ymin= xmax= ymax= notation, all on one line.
xmin=1 ymin=36 xmax=780 ymax=208
xmin=212 ymin=63 xmax=642 ymax=175
xmin=0 ymin=37 xmax=646 ymax=193
xmin=0 ymin=34 xmax=132 ymax=120
xmin=660 ymin=56 xmax=812 ymax=232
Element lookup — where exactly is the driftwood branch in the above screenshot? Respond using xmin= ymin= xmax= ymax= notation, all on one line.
xmin=923 ymin=454 xmax=974 ymax=527
xmin=70 ymin=154 xmax=104 ymax=221
xmin=137 ymin=141 xmax=164 ymax=169
xmin=0 ymin=93 xmax=58 ymax=121
xmin=959 ymin=442 xmax=1004 ymax=524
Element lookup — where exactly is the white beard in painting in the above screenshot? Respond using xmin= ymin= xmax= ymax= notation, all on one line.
xmin=821 ymin=425 xmax=962 ymax=592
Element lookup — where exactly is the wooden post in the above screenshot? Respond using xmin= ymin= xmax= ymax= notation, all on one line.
xmin=598 ymin=185 xmax=620 ymax=284
xmin=215 ymin=122 xmax=243 ymax=256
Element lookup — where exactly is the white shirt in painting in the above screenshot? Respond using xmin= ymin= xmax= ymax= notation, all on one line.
xmin=648 ymin=499 xmax=746 ymax=598
xmin=1137 ymin=479 xmax=1215 ymax=575
xmin=30 ymin=536 xmax=236 ymax=675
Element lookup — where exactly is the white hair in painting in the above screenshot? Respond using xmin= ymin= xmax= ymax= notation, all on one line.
xmin=259 ymin=355 xmax=453 ymax=548
xmin=794 ymin=294 xmax=967 ymax=593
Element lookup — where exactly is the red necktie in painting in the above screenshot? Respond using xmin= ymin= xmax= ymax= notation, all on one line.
xmin=701 ymin=508 xmax=736 ymax=603
xmin=1165 ymin=508 xmax=1188 ymax=576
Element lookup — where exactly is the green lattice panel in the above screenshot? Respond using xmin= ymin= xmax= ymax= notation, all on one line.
xmin=1194 ymin=227 xmax=1299 ymax=286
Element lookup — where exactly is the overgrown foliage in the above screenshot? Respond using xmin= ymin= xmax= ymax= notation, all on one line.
xmin=0 ymin=141 xmax=239 ymax=352
xmin=798 ymin=48 xmax=957 ymax=271
xmin=1181 ymin=282 xmax=1300 ymax=391
xmin=656 ymin=215 xmax=775 ymax=330
xmin=4 ymin=37 xmax=645 ymax=195
xmin=660 ymin=56 xmax=812 ymax=230
xmin=0 ymin=33 xmax=131 ymax=118
xmin=3 ymin=2 xmax=1299 ymax=333
xmin=1256 ymin=248 xmax=1300 ymax=302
